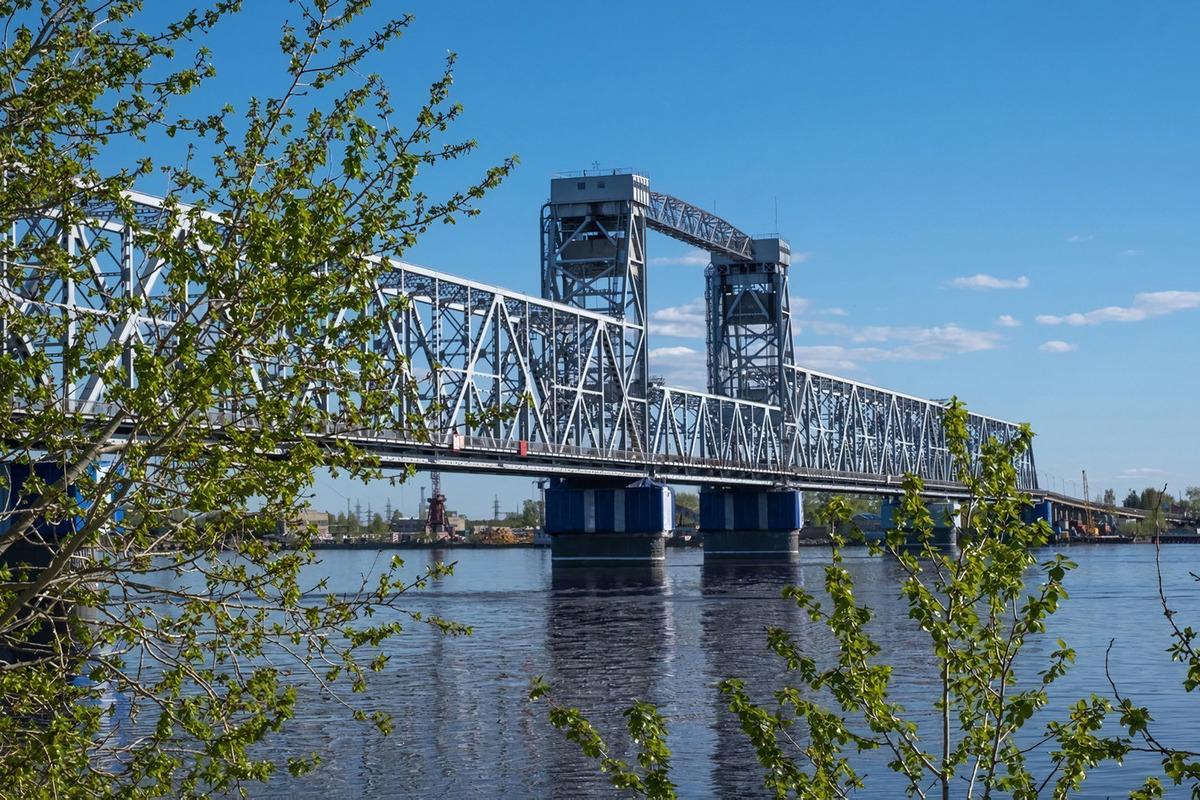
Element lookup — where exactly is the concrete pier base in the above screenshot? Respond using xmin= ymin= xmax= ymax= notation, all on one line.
xmin=699 ymin=487 xmax=802 ymax=562
xmin=550 ymin=532 xmax=667 ymax=565
xmin=904 ymin=526 xmax=958 ymax=548
xmin=545 ymin=478 xmax=673 ymax=566
xmin=702 ymin=529 xmax=799 ymax=561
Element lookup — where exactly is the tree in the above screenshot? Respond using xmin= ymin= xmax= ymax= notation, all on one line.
xmin=1185 ymin=486 xmax=1200 ymax=517
xmin=535 ymin=400 xmax=1174 ymax=798
xmin=0 ymin=1 xmax=511 ymax=795
xmin=803 ymin=491 xmax=878 ymax=520
xmin=1140 ymin=488 xmax=1174 ymax=512
xmin=674 ymin=492 xmax=699 ymax=514
xmin=1124 ymin=489 xmax=1142 ymax=509
xmin=1102 ymin=488 xmax=1116 ymax=508
xmin=367 ymin=512 xmax=388 ymax=536
xmin=502 ymin=498 xmax=542 ymax=528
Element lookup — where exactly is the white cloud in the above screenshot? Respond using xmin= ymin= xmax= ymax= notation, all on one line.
xmin=806 ymin=319 xmax=855 ymax=337
xmin=648 ymin=299 xmax=706 ymax=338
xmin=1039 ymin=340 xmax=1077 ymax=353
xmin=792 ymin=251 xmax=814 ymax=263
xmin=790 ymin=324 xmax=1002 ymax=372
xmin=652 ymin=295 xmax=849 ymax=340
xmin=650 ymin=346 xmax=699 ymax=356
xmin=652 ymin=298 xmax=1005 ymax=373
xmin=996 ymin=314 xmax=1021 ymax=327
xmin=648 ymin=345 xmax=706 ymax=391
xmin=792 ymin=346 xmax=868 ymax=373
xmin=849 ymin=324 xmax=1001 ymax=356
xmin=1067 ymin=234 xmax=1093 ymax=242
xmin=945 ymin=274 xmax=1030 ymax=291
xmin=649 ymin=249 xmax=710 ymax=267
xmin=1036 ymin=291 xmax=1200 ymax=326
xmin=1118 ymin=467 xmax=1167 ymax=479
xmin=1117 ymin=249 xmax=1144 ymax=257
xmin=790 ymin=296 xmax=847 ymax=317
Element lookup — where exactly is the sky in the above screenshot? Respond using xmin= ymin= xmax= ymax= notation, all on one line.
xmin=195 ymin=1 xmax=1200 ymax=519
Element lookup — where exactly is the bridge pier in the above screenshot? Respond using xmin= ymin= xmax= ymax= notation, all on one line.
xmin=545 ymin=478 xmax=672 ymax=566
xmin=699 ymin=488 xmax=802 ymax=561
xmin=0 ymin=461 xmax=82 ymax=663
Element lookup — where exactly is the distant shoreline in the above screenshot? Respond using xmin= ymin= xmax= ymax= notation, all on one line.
xmin=311 ymin=540 xmax=545 ymax=551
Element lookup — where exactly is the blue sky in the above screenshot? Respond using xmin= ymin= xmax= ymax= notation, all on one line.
xmin=210 ymin=2 xmax=1199 ymax=517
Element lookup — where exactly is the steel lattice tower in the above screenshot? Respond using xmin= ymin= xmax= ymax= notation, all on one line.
xmin=541 ymin=172 xmax=651 ymax=450
xmin=706 ymin=237 xmax=795 ymax=408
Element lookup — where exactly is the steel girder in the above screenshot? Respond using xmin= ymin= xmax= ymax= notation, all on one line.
xmin=4 ymin=188 xmax=1038 ymax=493
xmin=2 ymin=190 xmax=187 ymax=407
xmin=645 ymin=192 xmax=753 ymax=261
xmin=376 ymin=264 xmax=649 ymax=454
xmin=785 ymin=366 xmax=1037 ymax=490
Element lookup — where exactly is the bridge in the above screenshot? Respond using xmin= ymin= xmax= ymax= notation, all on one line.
xmin=7 ymin=171 xmax=1036 ymax=561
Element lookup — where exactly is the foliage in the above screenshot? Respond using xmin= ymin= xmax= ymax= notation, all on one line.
xmin=535 ymin=399 xmax=1180 ymax=798
xmin=501 ymin=498 xmax=543 ymax=528
xmin=1183 ymin=486 xmax=1200 ymax=517
xmin=673 ymin=492 xmax=699 ymax=514
xmin=0 ymin=0 xmax=511 ymax=795
xmin=1109 ymin=493 xmax=1200 ymax=797
xmin=1140 ymin=488 xmax=1174 ymax=512
xmin=1123 ymin=488 xmax=1177 ymax=512
xmin=804 ymin=491 xmax=879 ymax=520
xmin=328 ymin=510 xmax=363 ymax=538
xmin=530 ymin=677 xmax=677 ymax=799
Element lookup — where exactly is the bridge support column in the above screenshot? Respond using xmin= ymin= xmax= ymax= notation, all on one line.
xmin=0 ymin=461 xmax=83 ymax=663
xmin=546 ymin=478 xmax=672 ymax=566
xmin=699 ymin=488 xmax=801 ymax=561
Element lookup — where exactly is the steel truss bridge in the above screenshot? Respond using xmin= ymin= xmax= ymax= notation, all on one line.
xmin=5 ymin=173 xmax=1036 ymax=497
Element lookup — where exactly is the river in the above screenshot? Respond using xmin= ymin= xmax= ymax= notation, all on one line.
xmin=250 ymin=544 xmax=1199 ymax=798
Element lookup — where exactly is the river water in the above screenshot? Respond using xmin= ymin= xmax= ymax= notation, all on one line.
xmin=251 ymin=544 xmax=1199 ymax=798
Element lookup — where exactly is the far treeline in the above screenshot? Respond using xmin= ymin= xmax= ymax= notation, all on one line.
xmin=1116 ymin=486 xmax=1199 ymax=514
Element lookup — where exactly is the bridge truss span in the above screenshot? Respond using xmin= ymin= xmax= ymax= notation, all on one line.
xmin=5 ymin=181 xmax=1037 ymax=495
xmin=645 ymin=192 xmax=754 ymax=261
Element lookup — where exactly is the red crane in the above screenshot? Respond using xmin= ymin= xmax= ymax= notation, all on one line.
xmin=426 ymin=471 xmax=447 ymax=538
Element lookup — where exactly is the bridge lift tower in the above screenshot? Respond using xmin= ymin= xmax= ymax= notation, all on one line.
xmin=541 ymin=172 xmax=652 ymax=452
xmin=541 ymin=171 xmax=803 ymax=562
xmin=706 ymin=237 xmax=794 ymax=409
xmin=541 ymin=171 xmax=796 ymax=439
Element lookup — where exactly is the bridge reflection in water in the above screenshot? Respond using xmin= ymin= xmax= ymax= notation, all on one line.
xmin=239 ymin=545 xmax=1194 ymax=797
